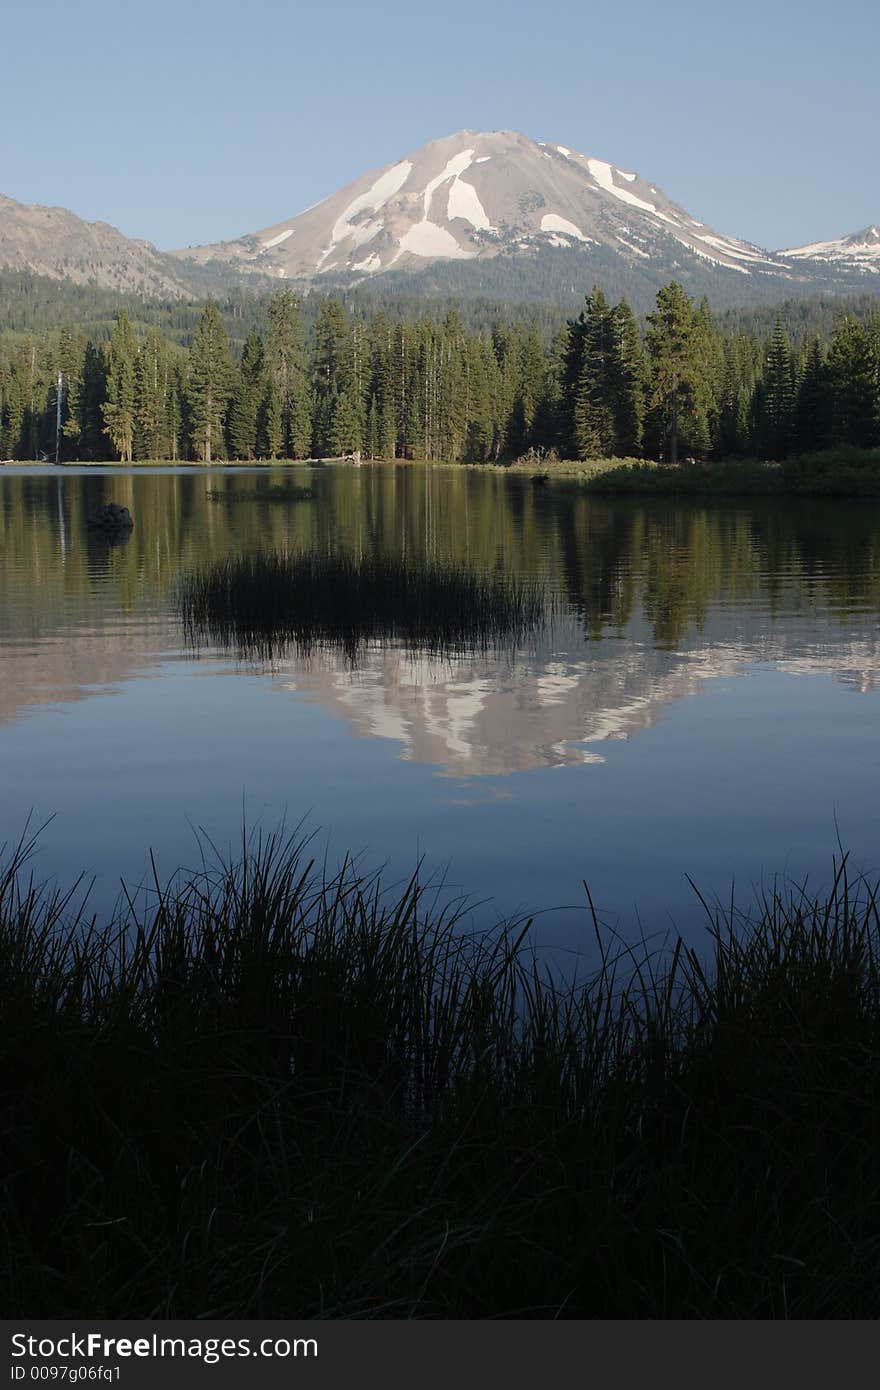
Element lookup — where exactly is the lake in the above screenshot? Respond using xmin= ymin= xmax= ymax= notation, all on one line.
xmin=1 ymin=463 xmax=878 ymax=962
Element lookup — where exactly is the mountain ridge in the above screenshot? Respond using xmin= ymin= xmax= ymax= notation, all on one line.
xmin=1 ymin=131 xmax=878 ymax=310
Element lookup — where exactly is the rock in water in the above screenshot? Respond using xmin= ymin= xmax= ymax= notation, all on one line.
xmin=87 ymin=502 xmax=133 ymax=529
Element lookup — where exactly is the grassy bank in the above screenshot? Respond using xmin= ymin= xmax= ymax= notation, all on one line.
xmin=3 ymin=827 xmax=880 ymax=1318
xmin=177 ymin=551 xmax=551 ymax=662
xmin=570 ymin=447 xmax=880 ymax=495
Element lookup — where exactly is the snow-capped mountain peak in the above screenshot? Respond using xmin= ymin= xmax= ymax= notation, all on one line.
xmin=173 ymin=129 xmax=779 ymax=284
xmin=781 ymin=225 xmax=880 ymax=270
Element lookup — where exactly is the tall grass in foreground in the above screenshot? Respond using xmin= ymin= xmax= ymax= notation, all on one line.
xmin=176 ymin=551 xmax=552 ymax=661
xmin=3 ymin=828 xmax=880 ymax=1317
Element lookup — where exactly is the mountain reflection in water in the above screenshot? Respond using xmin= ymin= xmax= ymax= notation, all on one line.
xmin=1 ymin=464 xmax=878 ymax=935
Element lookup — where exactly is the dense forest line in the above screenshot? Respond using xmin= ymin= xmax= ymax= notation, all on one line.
xmin=0 ymin=269 xmax=567 ymax=347
xmin=3 ymin=265 xmax=880 ymax=347
xmin=1 ymin=280 xmax=879 ymax=464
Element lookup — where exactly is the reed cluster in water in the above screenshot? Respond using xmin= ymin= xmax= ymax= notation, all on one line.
xmin=2 ymin=825 xmax=880 ymax=1317
xmin=176 ymin=551 xmax=552 ymax=661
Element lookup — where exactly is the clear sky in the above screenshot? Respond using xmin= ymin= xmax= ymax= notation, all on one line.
xmin=3 ymin=0 xmax=877 ymax=253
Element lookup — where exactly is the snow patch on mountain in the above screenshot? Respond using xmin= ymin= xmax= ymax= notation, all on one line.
xmin=348 ymin=219 xmax=382 ymax=249
xmin=320 ymin=158 xmax=412 ymax=266
xmin=617 ymin=235 xmax=649 ymax=258
xmin=398 ymin=220 xmax=474 ymax=259
xmin=541 ymin=213 xmax=589 ymax=242
xmin=689 ymin=244 xmax=749 ymax=275
xmin=422 ymin=150 xmax=474 ymax=219
xmin=447 ymin=178 xmax=494 ymax=231
xmin=587 ymin=159 xmax=658 ymax=215
xmin=262 ymin=228 xmax=294 ymax=249
xmin=696 ymin=234 xmax=774 ymax=266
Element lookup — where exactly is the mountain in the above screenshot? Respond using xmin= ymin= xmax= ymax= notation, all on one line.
xmin=0 ymin=193 xmax=199 ymax=297
xmin=1 ymin=133 xmax=878 ymax=310
xmin=781 ymin=225 xmax=880 ymax=273
xmin=173 ymin=129 xmax=781 ymax=278
xmin=170 ymin=130 xmax=880 ymax=308
xmin=0 ymin=194 xmax=278 ymax=300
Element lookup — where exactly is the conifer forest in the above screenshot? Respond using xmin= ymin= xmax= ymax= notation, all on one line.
xmin=2 ymin=281 xmax=878 ymax=466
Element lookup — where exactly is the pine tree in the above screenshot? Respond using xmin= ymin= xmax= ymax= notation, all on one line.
xmin=327 ymin=386 xmax=361 ymax=457
xmin=165 ymin=359 xmax=184 ymax=462
xmin=559 ymin=312 xmax=588 ymax=458
xmin=762 ymin=318 xmax=795 ymax=459
xmin=364 ymin=394 xmax=379 ymax=459
xmin=538 ymin=324 xmax=570 ymax=455
xmin=54 ymin=329 xmax=82 ymax=461
xmin=312 ymin=298 xmax=357 ymax=456
xmin=228 ymin=330 xmax=263 ymax=459
xmin=186 ymin=302 xmax=232 ymax=463
xmin=718 ymin=336 xmax=755 ymax=458
xmin=690 ymin=297 xmax=722 ymax=458
xmin=61 ymin=334 xmax=106 ymax=461
xmin=102 ymin=311 xmax=137 ymax=462
xmin=645 ymin=282 xmax=700 ymax=463
xmin=369 ymin=313 xmax=398 ymax=459
xmin=1 ymin=359 xmax=26 ymax=458
xmin=827 ymin=316 xmax=878 ymax=448
xmin=608 ymin=300 xmax=645 ymax=456
xmin=264 ymin=290 xmax=311 ymax=457
xmin=516 ymin=323 xmax=549 ymax=455
xmin=437 ymin=311 xmax=469 ymax=460
xmin=572 ymin=289 xmax=617 ymax=458
xmin=794 ymin=337 xmax=832 ymax=454
xmin=258 ymin=376 xmax=283 ymax=459
xmin=134 ymin=329 xmax=175 ymax=460
xmin=465 ymin=336 xmax=494 ymax=461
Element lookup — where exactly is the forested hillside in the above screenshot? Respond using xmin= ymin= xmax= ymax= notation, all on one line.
xmin=1 ymin=282 xmax=878 ymax=464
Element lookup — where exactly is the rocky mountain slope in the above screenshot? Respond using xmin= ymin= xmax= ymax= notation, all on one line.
xmin=0 ymin=194 xmax=197 ymax=297
xmin=174 ymin=129 xmax=779 ymax=278
xmin=170 ymin=130 xmax=880 ymax=306
xmin=1 ymin=132 xmax=877 ymax=308
xmin=781 ymin=225 xmax=880 ymax=270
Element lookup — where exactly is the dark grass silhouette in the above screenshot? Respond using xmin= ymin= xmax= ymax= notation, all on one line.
xmin=176 ymin=551 xmax=552 ymax=662
xmin=3 ymin=824 xmax=880 ymax=1317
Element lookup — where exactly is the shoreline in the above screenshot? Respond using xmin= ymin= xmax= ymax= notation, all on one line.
xmin=4 ymin=446 xmax=880 ymax=496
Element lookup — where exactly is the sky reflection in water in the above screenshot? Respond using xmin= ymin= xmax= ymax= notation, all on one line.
xmin=1 ymin=464 xmax=878 ymax=959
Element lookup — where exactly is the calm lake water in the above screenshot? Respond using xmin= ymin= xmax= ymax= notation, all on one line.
xmin=1 ymin=463 xmax=878 ymax=959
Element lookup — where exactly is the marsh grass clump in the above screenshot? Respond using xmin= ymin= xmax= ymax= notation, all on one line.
xmin=3 ymin=826 xmax=880 ymax=1319
xmin=176 ymin=550 xmax=552 ymax=661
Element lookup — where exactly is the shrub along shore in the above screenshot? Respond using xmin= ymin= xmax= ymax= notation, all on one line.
xmin=3 ymin=826 xmax=880 ymax=1318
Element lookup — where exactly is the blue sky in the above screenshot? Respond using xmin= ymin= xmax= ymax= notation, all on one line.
xmin=4 ymin=0 xmax=877 ymax=252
